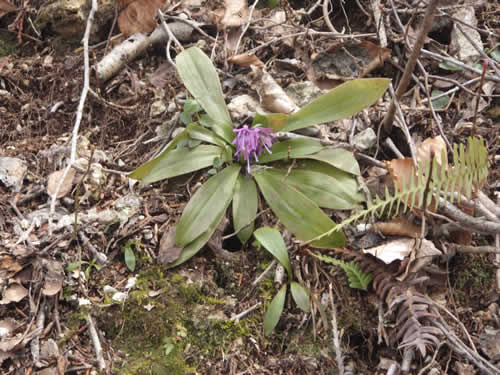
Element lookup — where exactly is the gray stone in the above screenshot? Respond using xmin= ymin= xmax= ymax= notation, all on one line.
xmin=352 ymin=128 xmax=377 ymax=151
xmin=0 ymin=157 xmax=27 ymax=192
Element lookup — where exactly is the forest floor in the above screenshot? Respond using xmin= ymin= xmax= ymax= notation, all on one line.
xmin=0 ymin=0 xmax=500 ymax=374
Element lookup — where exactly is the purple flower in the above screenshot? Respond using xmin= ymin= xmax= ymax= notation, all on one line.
xmin=232 ymin=125 xmax=276 ymax=172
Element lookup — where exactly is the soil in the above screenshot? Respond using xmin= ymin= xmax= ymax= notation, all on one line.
xmin=0 ymin=0 xmax=499 ymax=374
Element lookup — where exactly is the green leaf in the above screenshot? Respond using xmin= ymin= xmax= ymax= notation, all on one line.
xmin=264 ymin=284 xmax=287 ymax=335
xmin=282 ymin=78 xmax=390 ymax=132
xmin=254 ymin=169 xmax=344 ymax=248
xmin=128 ymin=130 xmax=188 ymax=181
xmin=430 ymin=90 xmax=450 ymax=110
xmin=168 ymin=206 xmax=227 ymax=267
xmin=186 ymin=123 xmax=228 ymax=147
xmin=253 ymin=227 xmax=292 ymax=279
xmin=252 ymin=112 xmax=290 ymax=132
xmin=233 ymin=174 xmax=258 ymax=244
xmin=183 ymin=99 xmax=202 ymax=116
xmin=298 ymin=147 xmax=360 ymax=175
xmin=176 ymin=47 xmax=234 ymax=143
xmin=258 ymin=138 xmax=323 ymax=163
xmin=265 ymin=160 xmax=365 ymax=209
xmin=491 ymin=48 xmax=500 ymax=63
xmin=129 ymin=145 xmax=223 ymax=184
xmin=290 ymin=281 xmax=311 ymax=312
xmin=176 ymin=165 xmax=241 ymax=246
xmin=439 ymin=61 xmax=464 ymax=71
xmin=66 ymin=261 xmax=83 ymax=273
xmin=124 ymin=245 xmax=136 ymax=272
xmin=312 ymin=253 xmax=372 ymax=290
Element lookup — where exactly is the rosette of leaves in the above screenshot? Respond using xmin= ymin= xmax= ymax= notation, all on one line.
xmin=130 ymin=47 xmax=390 ymax=267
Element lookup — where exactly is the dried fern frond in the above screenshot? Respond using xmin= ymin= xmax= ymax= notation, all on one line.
xmin=312 ymin=137 xmax=488 ymax=243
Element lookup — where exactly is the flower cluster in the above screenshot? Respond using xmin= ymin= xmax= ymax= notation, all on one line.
xmin=232 ymin=125 xmax=276 ymax=173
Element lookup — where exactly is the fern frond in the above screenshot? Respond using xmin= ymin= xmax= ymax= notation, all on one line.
xmin=312 ymin=253 xmax=373 ymax=290
xmin=311 ymin=137 xmax=489 ymax=244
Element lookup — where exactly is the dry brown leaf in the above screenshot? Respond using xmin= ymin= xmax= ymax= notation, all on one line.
xmin=416 ymin=136 xmax=447 ymax=166
xmin=229 ymin=53 xmax=265 ymax=68
xmin=251 ymin=65 xmax=298 ymax=114
xmin=157 ymin=226 xmax=182 ymax=265
xmin=0 ymin=0 xmax=16 ymax=19
xmin=0 ymin=283 xmax=28 ymax=304
xmin=40 ymin=259 xmax=64 ymax=296
xmin=118 ymin=0 xmax=166 ymax=37
xmin=374 ymin=218 xmax=422 ymax=238
xmin=47 ymin=167 xmax=76 ymax=199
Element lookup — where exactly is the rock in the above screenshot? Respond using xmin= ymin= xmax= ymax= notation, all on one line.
xmin=352 ymin=128 xmax=376 ymax=151
xmin=285 ymin=81 xmax=328 ymax=108
xmin=0 ymin=157 xmax=27 ymax=192
xmin=36 ymin=0 xmax=115 ymax=44
xmin=227 ymin=94 xmax=259 ymax=123
xmin=450 ymin=7 xmax=482 ymax=62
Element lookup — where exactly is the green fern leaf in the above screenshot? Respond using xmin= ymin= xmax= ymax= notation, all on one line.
xmin=312 ymin=253 xmax=373 ymax=290
xmin=309 ymin=137 xmax=489 ymax=244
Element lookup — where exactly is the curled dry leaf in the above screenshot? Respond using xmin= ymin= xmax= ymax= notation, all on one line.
xmin=0 ymin=283 xmax=28 ymax=304
xmin=157 ymin=225 xmax=182 ymax=265
xmin=117 ymin=0 xmax=167 ymax=36
xmin=229 ymin=53 xmax=265 ymax=68
xmin=416 ymin=136 xmax=447 ymax=166
xmin=41 ymin=259 xmax=64 ymax=296
xmin=362 ymin=238 xmax=441 ymax=270
xmin=374 ymin=218 xmax=422 ymax=238
xmin=250 ymin=65 xmax=298 ymax=114
xmin=47 ymin=167 xmax=76 ymax=199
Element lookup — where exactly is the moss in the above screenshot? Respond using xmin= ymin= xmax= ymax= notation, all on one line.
xmin=453 ymin=253 xmax=496 ymax=306
xmin=101 ymin=266 xmax=256 ymax=374
xmin=0 ymin=31 xmax=16 ymax=57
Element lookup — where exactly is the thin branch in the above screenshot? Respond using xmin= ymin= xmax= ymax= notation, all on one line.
xmin=48 ymin=0 xmax=97 ymax=235
xmin=381 ymin=0 xmax=440 ymax=135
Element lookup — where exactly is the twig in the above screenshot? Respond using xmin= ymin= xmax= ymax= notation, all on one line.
xmin=455 ymin=23 xmax=500 ymax=77
xmin=421 ymin=49 xmax=500 ymax=83
xmin=371 ymin=0 xmax=387 ymax=47
xmin=87 ymin=314 xmax=106 ymax=370
xmin=244 ymin=30 xmax=377 ymax=55
xmin=447 ymin=244 xmax=500 ymax=254
xmin=230 ymin=302 xmax=261 ymax=321
xmin=252 ymin=259 xmax=277 ymax=286
xmin=423 ymin=72 xmax=451 ymax=150
xmin=381 ymin=0 xmax=439 ymax=135
xmin=234 ymin=0 xmax=259 ymax=54
xmin=471 ymin=59 xmax=488 ymax=136
xmin=48 ymin=0 xmax=98 ymax=235
xmin=329 ymin=283 xmax=344 ymax=375
xmin=166 ymin=15 xmax=217 ymax=42
xmin=439 ymin=199 xmax=500 ymax=235
xmin=158 ymin=9 xmax=184 ymax=68
xmin=323 ymin=0 xmax=340 ymax=34
xmin=421 ymin=76 xmax=481 ymax=102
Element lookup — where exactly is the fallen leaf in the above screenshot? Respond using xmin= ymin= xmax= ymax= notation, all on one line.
xmin=118 ymin=0 xmax=167 ymax=36
xmin=157 ymin=226 xmax=182 ymax=264
xmin=250 ymin=65 xmax=298 ymax=114
xmin=229 ymin=53 xmax=265 ymax=68
xmin=0 ymin=283 xmax=28 ymax=304
xmin=47 ymin=168 xmax=76 ymax=199
xmin=416 ymin=136 xmax=447 ymax=166
xmin=374 ymin=218 xmax=422 ymax=238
